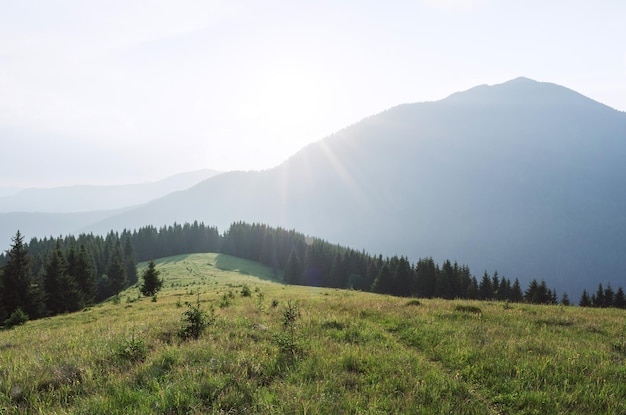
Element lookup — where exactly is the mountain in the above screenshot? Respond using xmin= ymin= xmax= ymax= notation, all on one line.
xmin=0 ymin=169 xmax=222 ymax=247
xmin=0 ymin=169 xmax=221 ymax=213
xmin=81 ymin=78 xmax=626 ymax=299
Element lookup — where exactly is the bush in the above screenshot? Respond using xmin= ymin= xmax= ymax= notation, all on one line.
xmin=4 ymin=308 xmax=29 ymax=328
xmin=178 ymin=295 xmax=215 ymax=340
xmin=455 ymin=304 xmax=482 ymax=314
xmin=115 ymin=333 xmax=148 ymax=363
xmin=241 ymin=285 xmax=252 ymax=297
xmin=274 ymin=300 xmax=304 ymax=358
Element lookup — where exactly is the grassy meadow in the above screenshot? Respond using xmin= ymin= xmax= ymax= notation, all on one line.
xmin=1 ymin=253 xmax=625 ymax=414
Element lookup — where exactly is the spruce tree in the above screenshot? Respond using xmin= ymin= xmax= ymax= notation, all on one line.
xmin=44 ymin=241 xmax=84 ymax=315
xmin=604 ymin=284 xmax=615 ymax=307
xmin=593 ymin=283 xmax=605 ymax=308
xmin=479 ymin=272 xmax=493 ymax=300
xmin=67 ymin=245 xmax=98 ymax=305
xmin=284 ymin=249 xmax=301 ymax=285
xmin=579 ymin=289 xmax=591 ymax=307
xmin=123 ymin=237 xmax=138 ymax=285
xmin=614 ymin=287 xmax=626 ymax=309
xmin=511 ymin=279 xmax=524 ymax=303
xmin=140 ymin=260 xmax=162 ymax=296
xmin=560 ymin=292 xmax=571 ymax=306
xmin=1 ymin=231 xmax=46 ymax=319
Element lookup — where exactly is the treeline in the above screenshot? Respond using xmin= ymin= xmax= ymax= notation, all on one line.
xmin=2 ymin=221 xmax=625 ymax=325
xmin=579 ymin=284 xmax=626 ymax=308
xmin=222 ymin=223 xmax=563 ymax=303
xmin=0 ymin=230 xmax=138 ymax=323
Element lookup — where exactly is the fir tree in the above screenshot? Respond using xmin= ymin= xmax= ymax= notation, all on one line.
xmin=44 ymin=241 xmax=84 ymax=315
xmin=479 ymin=272 xmax=493 ymax=300
xmin=592 ymin=283 xmax=605 ymax=308
xmin=67 ymin=245 xmax=98 ymax=305
xmin=560 ymin=292 xmax=570 ymax=306
xmin=604 ymin=284 xmax=614 ymax=307
xmin=284 ymin=248 xmax=301 ymax=285
xmin=1 ymin=231 xmax=46 ymax=319
xmin=123 ymin=237 xmax=138 ymax=286
xmin=140 ymin=260 xmax=163 ymax=296
xmin=614 ymin=287 xmax=625 ymax=309
xmin=511 ymin=279 xmax=524 ymax=303
xmin=579 ymin=289 xmax=591 ymax=307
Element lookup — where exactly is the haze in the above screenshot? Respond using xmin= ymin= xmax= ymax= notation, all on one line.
xmin=2 ymin=0 xmax=625 ymax=188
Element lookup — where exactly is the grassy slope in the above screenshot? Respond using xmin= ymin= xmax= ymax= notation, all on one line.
xmin=0 ymin=253 xmax=624 ymax=414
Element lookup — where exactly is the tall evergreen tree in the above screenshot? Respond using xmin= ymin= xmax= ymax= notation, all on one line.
xmin=67 ymin=245 xmax=98 ymax=305
xmin=1 ymin=231 xmax=46 ymax=319
xmin=415 ymin=257 xmax=437 ymax=298
xmin=604 ymin=284 xmax=615 ymax=307
xmin=579 ymin=289 xmax=591 ymax=307
xmin=479 ymin=272 xmax=493 ymax=300
xmin=44 ymin=241 xmax=84 ymax=315
xmin=511 ymin=278 xmax=524 ymax=303
xmin=614 ymin=287 xmax=626 ymax=309
xmin=560 ymin=292 xmax=571 ymax=306
xmin=123 ymin=236 xmax=138 ymax=285
xmin=592 ymin=283 xmax=605 ymax=308
xmin=284 ymin=248 xmax=302 ymax=285
xmin=140 ymin=260 xmax=163 ymax=296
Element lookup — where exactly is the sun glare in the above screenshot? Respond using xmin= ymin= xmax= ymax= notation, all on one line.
xmin=239 ymin=63 xmax=328 ymax=131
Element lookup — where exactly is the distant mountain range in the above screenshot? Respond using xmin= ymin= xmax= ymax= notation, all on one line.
xmin=0 ymin=169 xmax=220 ymax=244
xmin=0 ymin=169 xmax=221 ymax=213
xmin=2 ymin=78 xmax=625 ymax=299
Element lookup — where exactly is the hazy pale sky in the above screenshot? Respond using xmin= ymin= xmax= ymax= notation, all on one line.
xmin=1 ymin=0 xmax=625 ymax=187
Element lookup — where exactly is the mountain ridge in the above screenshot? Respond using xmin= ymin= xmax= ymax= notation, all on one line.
xmin=81 ymin=77 xmax=626 ymax=300
xmin=2 ymin=78 xmax=624 ymax=300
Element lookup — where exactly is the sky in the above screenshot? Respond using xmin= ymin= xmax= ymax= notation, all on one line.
xmin=1 ymin=0 xmax=625 ymax=188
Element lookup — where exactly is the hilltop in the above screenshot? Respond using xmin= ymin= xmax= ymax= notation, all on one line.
xmin=1 ymin=253 xmax=624 ymax=414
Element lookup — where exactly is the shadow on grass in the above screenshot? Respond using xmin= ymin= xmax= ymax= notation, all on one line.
xmin=214 ymin=254 xmax=283 ymax=283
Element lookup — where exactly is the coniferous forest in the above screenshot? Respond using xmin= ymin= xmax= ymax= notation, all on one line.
xmin=0 ymin=221 xmax=624 ymax=326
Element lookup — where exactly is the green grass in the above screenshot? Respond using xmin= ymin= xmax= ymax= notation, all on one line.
xmin=1 ymin=253 xmax=625 ymax=414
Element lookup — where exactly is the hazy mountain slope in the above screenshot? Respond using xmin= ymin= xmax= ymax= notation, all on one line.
xmin=85 ymin=77 xmax=626 ymax=298
xmin=0 ymin=169 xmax=221 ymax=213
xmin=0 ymin=210 xmax=127 ymax=247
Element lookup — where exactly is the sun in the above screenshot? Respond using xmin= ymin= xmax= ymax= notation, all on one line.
xmin=239 ymin=61 xmax=329 ymax=131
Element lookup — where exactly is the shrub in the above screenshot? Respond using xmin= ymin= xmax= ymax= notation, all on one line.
xmin=115 ymin=333 xmax=148 ymax=363
xmin=4 ymin=308 xmax=29 ymax=328
xmin=241 ymin=284 xmax=252 ymax=297
xmin=455 ymin=304 xmax=482 ymax=314
xmin=275 ymin=300 xmax=304 ymax=358
xmin=178 ymin=295 xmax=215 ymax=340
xmin=406 ymin=299 xmax=421 ymax=306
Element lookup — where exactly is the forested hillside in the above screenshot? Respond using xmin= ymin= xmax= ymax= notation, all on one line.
xmin=2 ymin=221 xmax=623 ymax=327
xmin=80 ymin=78 xmax=626 ymax=301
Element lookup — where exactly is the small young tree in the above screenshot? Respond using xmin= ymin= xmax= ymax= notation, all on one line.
xmin=140 ymin=260 xmax=162 ymax=297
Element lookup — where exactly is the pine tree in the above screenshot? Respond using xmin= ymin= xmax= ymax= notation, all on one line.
xmin=579 ymin=289 xmax=591 ymax=307
xmin=511 ymin=279 xmax=524 ymax=303
xmin=415 ymin=258 xmax=437 ymax=298
xmin=44 ymin=241 xmax=84 ymax=315
xmin=560 ymin=292 xmax=570 ymax=306
xmin=614 ymin=287 xmax=626 ymax=309
xmin=123 ymin=237 xmax=138 ymax=286
xmin=604 ymin=284 xmax=615 ymax=307
xmin=592 ymin=283 xmax=605 ymax=308
xmin=284 ymin=249 xmax=301 ymax=285
xmin=1 ymin=231 xmax=46 ymax=319
xmin=479 ymin=272 xmax=493 ymax=300
xmin=140 ymin=260 xmax=162 ymax=296
xmin=67 ymin=245 xmax=98 ymax=305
